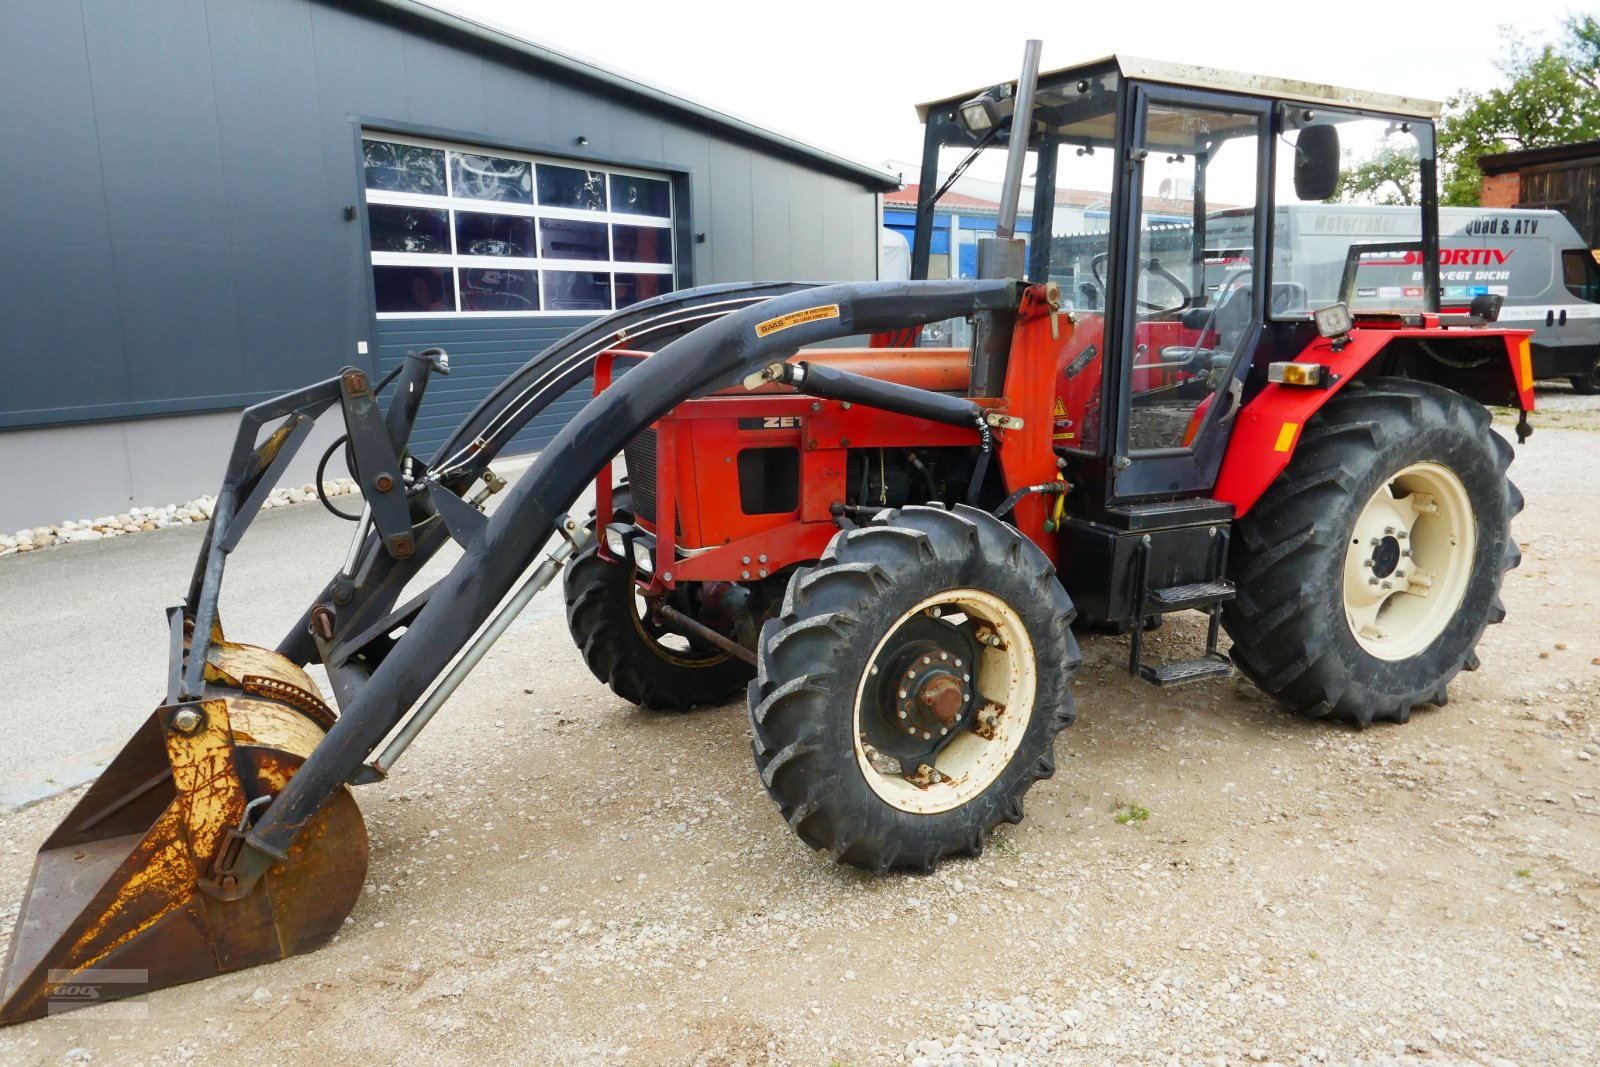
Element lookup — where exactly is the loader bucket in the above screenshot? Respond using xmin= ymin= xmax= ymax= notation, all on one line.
xmin=0 ymin=643 xmax=366 ymax=1025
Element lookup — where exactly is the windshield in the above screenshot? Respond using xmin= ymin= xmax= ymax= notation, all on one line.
xmin=1264 ymin=114 xmax=1428 ymax=316
xmin=911 ymin=68 xmax=1120 ymax=341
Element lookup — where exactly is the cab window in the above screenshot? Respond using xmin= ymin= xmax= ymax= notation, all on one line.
xmin=1562 ymin=249 xmax=1600 ymax=303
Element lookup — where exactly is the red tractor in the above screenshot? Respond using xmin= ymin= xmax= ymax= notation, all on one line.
xmin=0 ymin=45 xmax=1531 ymax=1023
xmin=564 ymin=47 xmax=1532 ymax=870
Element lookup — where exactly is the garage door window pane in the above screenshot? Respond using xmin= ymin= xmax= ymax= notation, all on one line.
xmin=451 ymin=153 xmax=531 ymax=202
xmin=545 ymin=271 xmax=611 ymax=311
xmin=364 ymin=140 xmax=446 ymax=196
xmin=369 ymin=205 xmax=449 ymax=254
xmin=612 ymin=225 xmax=672 ymax=264
xmin=375 ymin=266 xmax=454 ymax=312
xmin=365 ymin=134 xmax=676 ymax=317
xmin=541 ymin=219 xmax=608 ymax=261
xmin=455 ymin=212 xmax=534 ymax=257
xmin=460 ymin=269 xmax=539 ymax=312
xmin=614 ymin=273 xmax=673 ymax=308
xmin=537 ymin=165 xmax=607 ymax=210
xmin=610 ymin=174 xmax=670 ymax=217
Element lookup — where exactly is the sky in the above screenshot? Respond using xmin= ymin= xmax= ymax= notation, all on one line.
xmin=432 ymin=0 xmax=1585 ymax=181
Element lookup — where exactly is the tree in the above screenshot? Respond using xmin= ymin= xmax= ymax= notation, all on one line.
xmin=1438 ymin=17 xmax=1600 ymax=206
xmin=1333 ymin=143 xmax=1421 ymax=206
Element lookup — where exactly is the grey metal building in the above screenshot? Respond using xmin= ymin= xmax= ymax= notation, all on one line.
xmin=0 ymin=0 xmax=894 ymax=531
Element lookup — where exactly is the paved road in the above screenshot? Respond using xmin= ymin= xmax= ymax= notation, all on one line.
xmin=0 ymin=457 xmax=556 ymax=806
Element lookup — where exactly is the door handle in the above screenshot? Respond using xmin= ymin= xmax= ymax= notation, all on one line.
xmin=1547 ymin=310 xmax=1555 ymax=326
xmin=1560 ymin=309 xmax=1568 ymax=326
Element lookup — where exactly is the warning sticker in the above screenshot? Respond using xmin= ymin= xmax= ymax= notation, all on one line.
xmin=755 ymin=304 xmax=841 ymax=338
xmin=1053 ymin=396 xmax=1067 ymax=417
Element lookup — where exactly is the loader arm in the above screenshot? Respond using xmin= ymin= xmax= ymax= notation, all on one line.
xmin=236 ymin=277 xmax=1017 ymax=886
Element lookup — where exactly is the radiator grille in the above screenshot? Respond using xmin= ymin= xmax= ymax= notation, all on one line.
xmin=623 ymin=428 xmax=658 ymax=525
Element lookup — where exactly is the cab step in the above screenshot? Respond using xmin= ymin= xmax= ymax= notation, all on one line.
xmin=1126 ymin=527 xmax=1235 ymax=687
xmin=1138 ymin=653 xmax=1233 ymax=687
xmin=1147 ymin=579 xmax=1234 ymax=613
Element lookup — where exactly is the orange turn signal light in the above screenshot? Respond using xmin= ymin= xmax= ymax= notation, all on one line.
xmin=1266 ymin=361 xmax=1325 ymax=387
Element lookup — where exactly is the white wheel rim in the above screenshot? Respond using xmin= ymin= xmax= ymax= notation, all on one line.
xmin=1341 ymin=461 xmax=1476 ymax=661
xmin=852 ymin=589 xmax=1036 ymax=815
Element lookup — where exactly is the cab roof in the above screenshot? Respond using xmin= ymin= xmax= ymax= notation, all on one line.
xmin=916 ymin=54 xmax=1440 ymax=123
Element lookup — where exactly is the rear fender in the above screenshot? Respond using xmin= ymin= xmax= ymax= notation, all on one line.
xmin=1214 ymin=327 xmax=1533 ymax=515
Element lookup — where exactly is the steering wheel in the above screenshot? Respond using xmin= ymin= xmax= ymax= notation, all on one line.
xmin=1090 ymin=253 xmax=1193 ymax=313
xmin=1156 ymin=266 xmax=1256 ymax=382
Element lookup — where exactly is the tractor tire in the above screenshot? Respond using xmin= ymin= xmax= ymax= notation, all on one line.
xmin=1222 ymin=378 xmax=1522 ymax=727
xmin=564 ymin=487 xmax=752 ymax=711
xmin=1569 ymin=351 xmax=1600 ymax=395
xmin=749 ymin=505 xmax=1081 ymax=872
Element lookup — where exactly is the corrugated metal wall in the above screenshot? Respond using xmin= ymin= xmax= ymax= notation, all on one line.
xmin=0 ymin=0 xmax=883 ymax=443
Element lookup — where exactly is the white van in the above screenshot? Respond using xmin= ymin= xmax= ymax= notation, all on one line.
xmin=1205 ymin=205 xmax=1600 ymax=392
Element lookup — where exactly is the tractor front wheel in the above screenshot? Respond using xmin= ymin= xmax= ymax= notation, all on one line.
xmin=749 ymin=505 xmax=1080 ymax=872
xmin=564 ymin=538 xmax=753 ymax=712
xmin=1223 ymin=378 xmax=1522 ymax=726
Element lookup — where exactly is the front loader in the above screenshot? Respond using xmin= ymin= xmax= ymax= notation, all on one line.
xmin=1 ymin=43 xmax=1534 ymax=1024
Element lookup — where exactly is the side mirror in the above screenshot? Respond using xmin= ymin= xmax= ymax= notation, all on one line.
xmin=1469 ymin=293 xmax=1504 ymax=322
xmin=1294 ymin=125 xmax=1340 ymax=201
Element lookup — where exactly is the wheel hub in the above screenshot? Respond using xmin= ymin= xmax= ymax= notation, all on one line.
xmin=859 ymin=613 xmax=981 ymax=769
xmin=894 ymin=650 xmax=972 ymax=740
xmin=1369 ymin=535 xmax=1402 ymax=578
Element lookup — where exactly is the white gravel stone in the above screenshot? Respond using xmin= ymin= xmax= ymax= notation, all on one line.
xmin=10 ymin=477 xmax=363 ymax=557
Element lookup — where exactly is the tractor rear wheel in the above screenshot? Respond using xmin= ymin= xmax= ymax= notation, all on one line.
xmin=749 ymin=505 xmax=1080 ymax=872
xmin=564 ymin=493 xmax=753 ymax=710
xmin=1223 ymin=378 xmax=1522 ymax=726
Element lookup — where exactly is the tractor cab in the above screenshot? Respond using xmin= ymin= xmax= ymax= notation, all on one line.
xmin=910 ymin=55 xmax=1443 ymax=510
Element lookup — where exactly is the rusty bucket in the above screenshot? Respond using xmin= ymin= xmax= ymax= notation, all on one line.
xmin=0 ymin=643 xmax=367 ymax=1025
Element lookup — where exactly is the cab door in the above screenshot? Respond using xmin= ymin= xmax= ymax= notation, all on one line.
xmin=1110 ymin=88 xmax=1269 ymax=500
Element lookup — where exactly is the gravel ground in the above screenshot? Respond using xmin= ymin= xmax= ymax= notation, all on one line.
xmin=0 ymin=391 xmax=1595 ymax=1066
